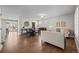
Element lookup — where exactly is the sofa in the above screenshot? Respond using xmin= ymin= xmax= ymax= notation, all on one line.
xmin=40 ymin=31 xmax=65 ymax=49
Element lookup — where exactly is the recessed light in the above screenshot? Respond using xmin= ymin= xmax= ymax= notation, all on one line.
xmin=39 ymin=13 xmax=47 ymax=18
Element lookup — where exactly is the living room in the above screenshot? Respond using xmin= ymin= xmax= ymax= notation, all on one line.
xmin=0 ymin=5 xmax=79 ymax=53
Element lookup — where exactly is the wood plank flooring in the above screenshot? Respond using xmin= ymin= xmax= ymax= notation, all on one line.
xmin=1 ymin=32 xmax=78 ymax=53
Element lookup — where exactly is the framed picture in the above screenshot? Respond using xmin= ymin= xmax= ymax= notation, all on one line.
xmin=24 ymin=21 xmax=29 ymax=27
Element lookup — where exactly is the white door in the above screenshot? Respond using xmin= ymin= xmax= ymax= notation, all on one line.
xmin=75 ymin=7 xmax=79 ymax=52
xmin=0 ymin=17 xmax=2 ymax=50
xmin=0 ymin=16 xmax=1 ymax=43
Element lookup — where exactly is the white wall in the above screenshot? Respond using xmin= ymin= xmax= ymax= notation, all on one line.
xmin=18 ymin=13 xmax=74 ymax=34
xmin=18 ymin=16 xmax=38 ymax=33
xmin=0 ymin=6 xmax=20 ymax=20
xmin=0 ymin=16 xmax=1 ymax=43
xmin=0 ymin=8 xmax=2 ymax=49
xmin=0 ymin=6 xmax=19 ymax=36
xmin=0 ymin=7 xmax=19 ymax=45
xmin=0 ymin=17 xmax=3 ymax=50
xmin=0 ymin=6 xmax=74 ymax=36
xmin=0 ymin=6 xmax=74 ymax=34
xmin=39 ymin=13 xmax=74 ymax=31
xmin=74 ymin=6 xmax=79 ymax=52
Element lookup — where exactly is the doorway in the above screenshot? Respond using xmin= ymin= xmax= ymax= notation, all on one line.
xmin=32 ymin=22 xmax=35 ymax=29
xmin=1 ymin=19 xmax=18 ymax=41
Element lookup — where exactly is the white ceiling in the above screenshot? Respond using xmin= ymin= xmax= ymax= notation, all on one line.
xmin=0 ymin=5 xmax=76 ymax=18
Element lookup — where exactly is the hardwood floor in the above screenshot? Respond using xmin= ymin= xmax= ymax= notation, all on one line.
xmin=1 ymin=32 xmax=78 ymax=53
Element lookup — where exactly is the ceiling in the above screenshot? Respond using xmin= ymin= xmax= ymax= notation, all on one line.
xmin=0 ymin=5 xmax=76 ymax=18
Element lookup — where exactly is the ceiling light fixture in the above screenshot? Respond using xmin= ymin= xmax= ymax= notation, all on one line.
xmin=39 ymin=13 xmax=47 ymax=18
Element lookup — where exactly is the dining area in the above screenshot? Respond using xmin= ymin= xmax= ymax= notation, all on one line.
xmin=21 ymin=28 xmax=36 ymax=36
xmin=20 ymin=21 xmax=47 ymax=36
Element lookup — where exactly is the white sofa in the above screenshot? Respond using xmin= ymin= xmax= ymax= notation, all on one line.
xmin=40 ymin=31 xmax=65 ymax=49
